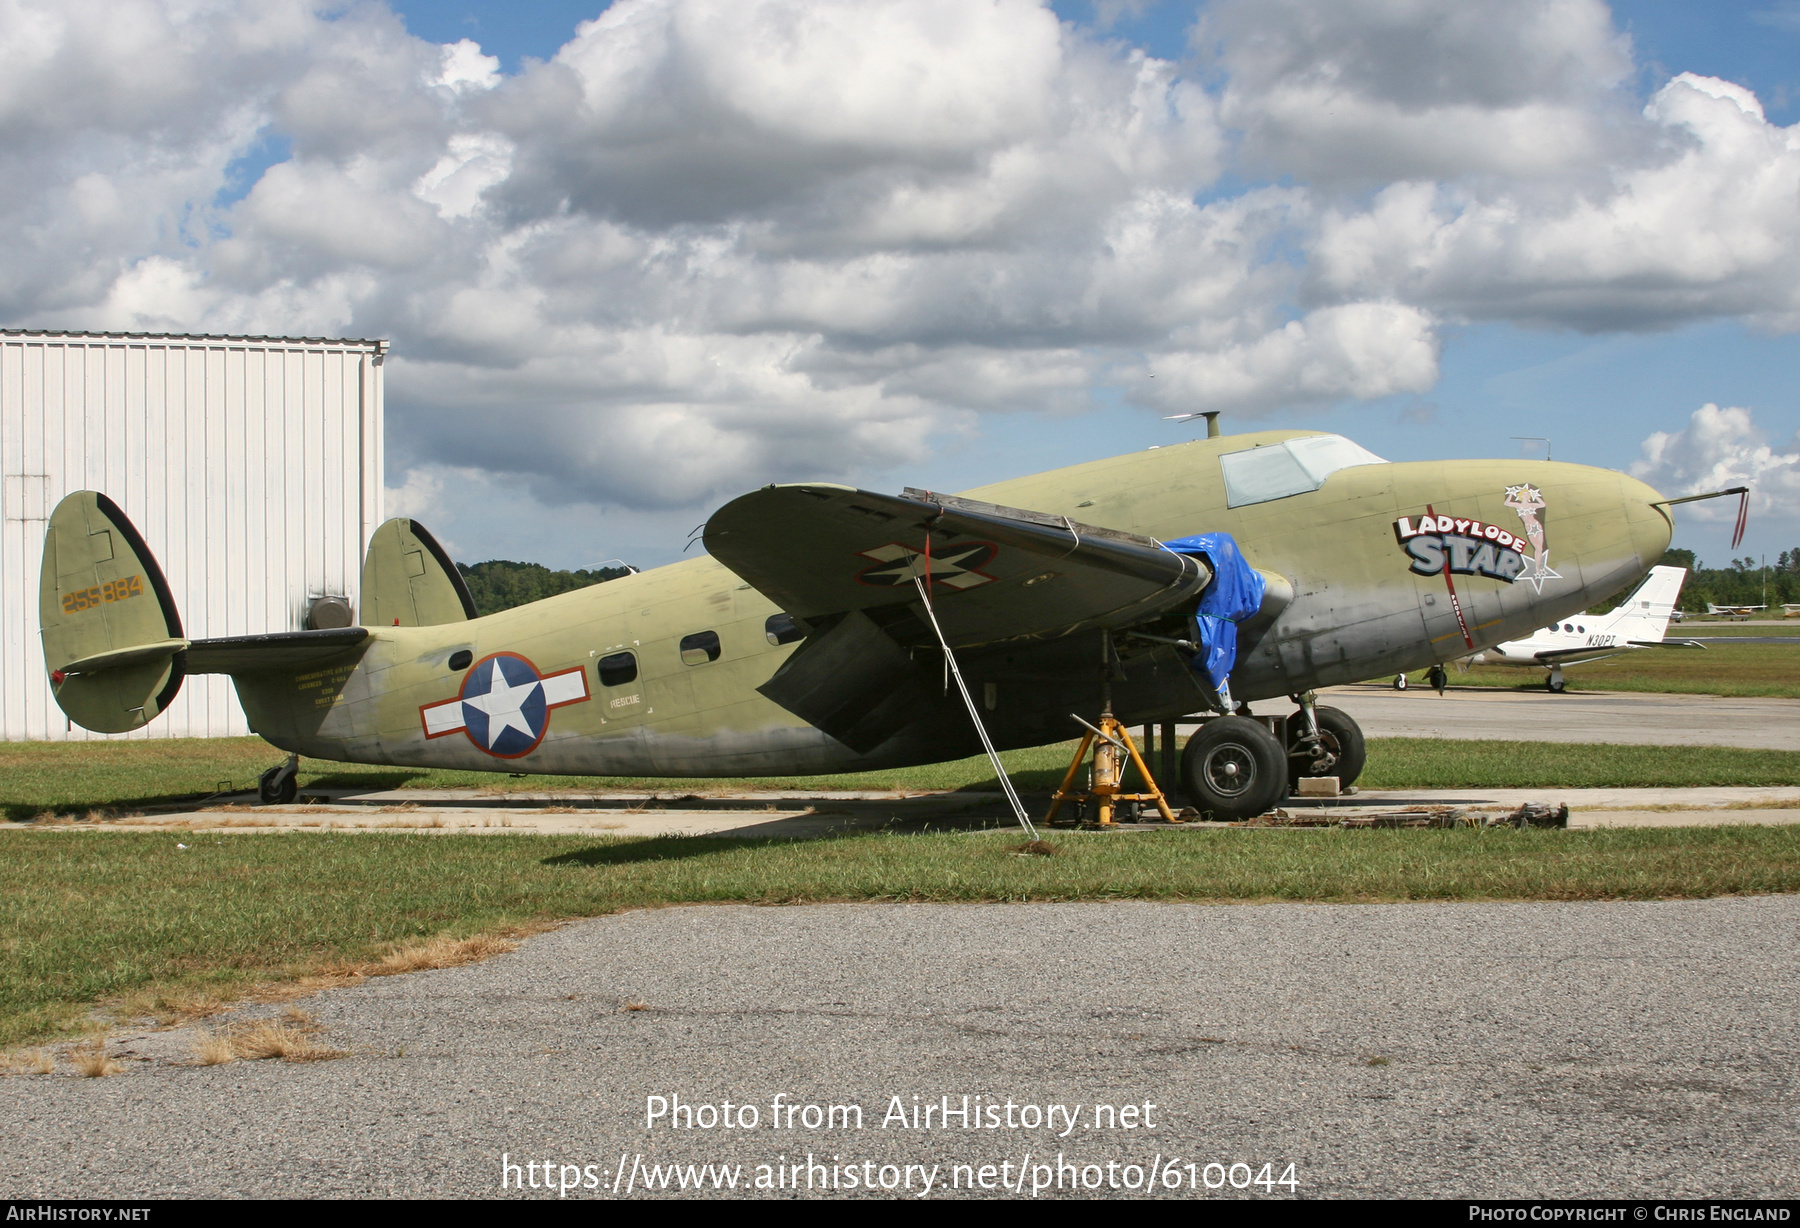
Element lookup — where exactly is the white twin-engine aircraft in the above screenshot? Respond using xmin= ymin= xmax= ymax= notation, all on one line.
xmin=1461 ymin=566 xmax=1699 ymax=692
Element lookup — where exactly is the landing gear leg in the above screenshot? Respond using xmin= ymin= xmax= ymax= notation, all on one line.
xmin=1286 ymin=697 xmax=1368 ymax=791
xmin=258 ymin=754 xmax=299 ymax=804
xmin=1546 ymin=667 xmax=1567 ymax=694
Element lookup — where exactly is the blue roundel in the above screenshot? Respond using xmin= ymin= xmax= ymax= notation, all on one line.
xmin=460 ymin=654 xmax=547 ymax=757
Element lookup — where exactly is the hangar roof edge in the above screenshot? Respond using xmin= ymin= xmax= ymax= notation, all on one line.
xmin=0 ymin=329 xmax=388 ymax=349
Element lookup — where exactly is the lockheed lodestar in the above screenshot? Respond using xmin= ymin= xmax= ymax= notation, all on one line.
xmin=38 ymin=423 xmax=1684 ymax=820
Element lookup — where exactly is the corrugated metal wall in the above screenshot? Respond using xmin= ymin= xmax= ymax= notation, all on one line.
xmin=1 ymin=331 xmax=384 ymax=740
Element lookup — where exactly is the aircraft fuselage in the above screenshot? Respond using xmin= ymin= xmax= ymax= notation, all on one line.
xmin=235 ymin=431 xmax=1672 ymax=776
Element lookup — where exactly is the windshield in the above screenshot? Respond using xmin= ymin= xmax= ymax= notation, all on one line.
xmin=1219 ymin=435 xmax=1387 ymax=508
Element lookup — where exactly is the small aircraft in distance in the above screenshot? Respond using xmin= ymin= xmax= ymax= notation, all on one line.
xmin=39 ymin=423 xmax=1684 ymax=821
xmin=1457 ymin=566 xmax=1700 ymax=692
xmin=1706 ymin=602 xmax=1766 ymax=620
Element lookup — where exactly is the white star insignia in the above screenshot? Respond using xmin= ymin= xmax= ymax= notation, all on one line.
xmin=462 ymin=666 xmax=542 ymax=749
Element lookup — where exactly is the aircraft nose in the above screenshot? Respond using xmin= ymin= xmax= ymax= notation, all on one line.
xmin=1621 ymin=471 xmax=1674 ymax=572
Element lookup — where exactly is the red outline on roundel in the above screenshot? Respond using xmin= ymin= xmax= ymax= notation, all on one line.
xmin=854 ymin=540 xmax=998 ymax=589
xmin=417 ymin=651 xmax=590 ymax=760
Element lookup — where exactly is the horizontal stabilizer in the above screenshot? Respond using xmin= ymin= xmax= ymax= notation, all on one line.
xmin=57 ymin=639 xmax=189 ymax=676
xmin=185 ymin=628 xmax=370 ymax=674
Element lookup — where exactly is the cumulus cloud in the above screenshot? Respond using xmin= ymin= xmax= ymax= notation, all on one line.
xmin=1197 ymin=0 xmax=1635 ymax=184
xmin=1631 ymin=404 xmax=1800 ymax=523
xmin=1138 ymin=303 xmax=1441 ymax=415
xmin=1310 ymin=74 xmax=1800 ymax=330
xmin=5 ymin=0 xmax=1800 ymax=536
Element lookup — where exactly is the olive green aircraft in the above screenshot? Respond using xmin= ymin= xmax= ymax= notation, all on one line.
xmin=38 ymin=423 xmax=1676 ymax=820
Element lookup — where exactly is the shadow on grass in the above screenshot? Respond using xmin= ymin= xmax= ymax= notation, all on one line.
xmin=1 ymin=769 xmax=437 ymax=823
xmin=298 ymin=770 xmax=437 ymax=793
xmin=544 ymin=836 xmax=799 ymax=866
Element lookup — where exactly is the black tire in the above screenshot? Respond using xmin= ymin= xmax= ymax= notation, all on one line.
xmin=1546 ymin=675 xmax=1567 ymax=694
xmin=1393 ymin=674 xmax=1408 ymax=690
xmin=258 ymin=763 xmax=298 ymax=805
xmin=1180 ymin=716 xmax=1288 ymax=821
xmin=1287 ymin=706 xmax=1367 ymax=790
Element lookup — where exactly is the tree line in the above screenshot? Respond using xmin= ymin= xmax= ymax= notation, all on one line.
xmin=455 ymin=559 xmax=636 ymax=616
xmin=1655 ymin=548 xmax=1799 ymax=611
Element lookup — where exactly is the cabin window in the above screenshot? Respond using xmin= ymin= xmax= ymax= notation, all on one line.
xmin=1220 ymin=435 xmax=1387 ymax=508
xmin=765 ymin=613 xmax=804 ymax=646
xmin=598 ymin=651 xmax=638 ymax=686
xmin=447 ymin=649 xmax=473 ymax=671
xmin=680 ymin=630 xmax=722 ymax=665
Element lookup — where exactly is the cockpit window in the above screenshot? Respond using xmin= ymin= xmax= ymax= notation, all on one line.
xmin=1219 ymin=435 xmax=1387 ymax=508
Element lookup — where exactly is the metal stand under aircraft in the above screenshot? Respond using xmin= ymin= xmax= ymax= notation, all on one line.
xmin=1045 ymin=713 xmax=1182 ymax=827
xmin=1045 ymin=635 xmax=1183 ymax=827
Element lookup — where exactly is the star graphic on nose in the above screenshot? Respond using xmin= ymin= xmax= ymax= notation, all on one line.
xmin=462 ymin=664 xmax=542 ymax=749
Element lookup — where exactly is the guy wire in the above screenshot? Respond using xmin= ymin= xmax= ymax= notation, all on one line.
xmin=906 ymin=537 xmax=1039 ymax=840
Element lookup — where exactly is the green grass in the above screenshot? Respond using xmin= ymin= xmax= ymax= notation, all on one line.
xmin=3 ymin=825 xmax=1798 ymax=1048
xmin=4 ymin=735 xmax=1798 ymax=822
xmin=1354 ymin=739 xmax=1800 ymax=789
xmin=1424 ymin=635 xmax=1800 ymax=698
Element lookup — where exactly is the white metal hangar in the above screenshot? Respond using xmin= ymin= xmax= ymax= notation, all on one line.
xmin=1 ymin=330 xmax=386 ymax=740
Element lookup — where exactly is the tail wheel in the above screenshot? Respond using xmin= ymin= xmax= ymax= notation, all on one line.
xmin=1287 ymin=706 xmax=1367 ymax=790
xmin=1180 ymin=716 xmax=1288 ymax=821
xmin=258 ymin=760 xmax=299 ymax=805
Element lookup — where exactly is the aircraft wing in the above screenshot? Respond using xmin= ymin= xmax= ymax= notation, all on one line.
xmin=1528 ymin=645 xmax=1638 ymax=666
xmin=704 ymin=484 xmax=1211 ymax=649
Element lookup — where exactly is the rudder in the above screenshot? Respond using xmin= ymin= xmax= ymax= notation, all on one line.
xmin=360 ymin=519 xmax=478 ymax=627
xmin=39 ymin=492 xmax=187 ymax=733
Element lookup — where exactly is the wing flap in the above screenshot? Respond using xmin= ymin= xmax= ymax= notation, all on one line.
xmin=704 ymin=484 xmax=1209 ymax=650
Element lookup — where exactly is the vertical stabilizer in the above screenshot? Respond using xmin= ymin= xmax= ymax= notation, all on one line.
xmin=360 ymin=519 xmax=479 ymax=627
xmin=38 ymin=492 xmax=187 ymax=732
xmin=1601 ymin=566 xmax=1686 ymax=642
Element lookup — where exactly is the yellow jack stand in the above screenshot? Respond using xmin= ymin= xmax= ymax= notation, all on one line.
xmin=1044 ymin=712 xmax=1181 ymax=827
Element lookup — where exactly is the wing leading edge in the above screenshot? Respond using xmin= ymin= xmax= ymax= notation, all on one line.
xmin=704 ymin=484 xmax=1210 ymax=650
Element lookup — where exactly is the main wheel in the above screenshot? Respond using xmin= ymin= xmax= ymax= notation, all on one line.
xmin=1392 ymin=673 xmax=1408 ymax=690
xmin=1180 ymin=716 xmax=1288 ymax=821
xmin=1287 ymin=706 xmax=1367 ymax=790
xmin=1546 ymin=674 xmax=1567 ymax=693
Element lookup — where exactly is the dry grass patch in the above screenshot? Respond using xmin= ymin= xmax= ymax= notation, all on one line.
xmin=190 ymin=1031 xmax=237 ymax=1065
xmin=372 ymin=933 xmax=519 ymax=976
xmin=622 ymin=999 xmax=650 ymax=1012
xmin=71 ymin=1041 xmax=122 ymax=1077
xmin=0 ymin=1049 xmax=57 ymax=1075
xmin=194 ymin=1009 xmax=346 ymax=1064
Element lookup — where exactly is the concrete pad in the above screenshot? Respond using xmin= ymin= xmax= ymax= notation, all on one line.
xmin=1568 ymin=809 xmax=1800 ymax=828
xmin=14 ymin=782 xmax=1800 ymax=836
xmin=1314 ymin=683 xmax=1800 ymax=751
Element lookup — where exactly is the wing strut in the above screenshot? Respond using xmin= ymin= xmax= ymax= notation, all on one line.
xmin=905 ymin=542 xmax=1039 ymax=842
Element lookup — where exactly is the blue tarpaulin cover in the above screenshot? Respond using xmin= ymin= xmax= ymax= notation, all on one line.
xmin=1161 ymin=533 xmax=1266 ymax=693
